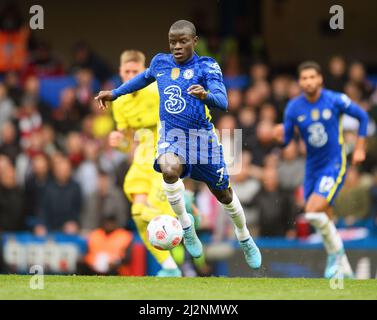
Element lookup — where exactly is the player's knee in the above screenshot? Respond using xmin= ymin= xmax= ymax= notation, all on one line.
xmin=214 ymin=189 xmax=233 ymax=204
xmin=305 ymin=203 xmax=322 ymax=213
xmin=161 ymin=165 xmax=180 ymax=183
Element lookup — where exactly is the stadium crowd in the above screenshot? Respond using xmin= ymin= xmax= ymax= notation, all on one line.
xmin=1 ymin=3 xmax=377 ymax=270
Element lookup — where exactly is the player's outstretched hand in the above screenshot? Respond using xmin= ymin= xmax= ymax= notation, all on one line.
xmin=272 ymin=124 xmax=285 ymax=143
xmin=94 ymin=90 xmax=114 ymax=110
xmin=188 ymin=85 xmax=208 ymax=100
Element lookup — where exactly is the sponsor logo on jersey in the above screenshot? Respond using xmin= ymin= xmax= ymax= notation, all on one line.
xmin=311 ymin=109 xmax=320 ymax=121
xmin=322 ymin=109 xmax=332 ymax=120
xmin=183 ymin=69 xmax=194 ymax=79
xmin=171 ymin=68 xmax=180 ymax=80
xmin=208 ymin=62 xmax=222 ymax=75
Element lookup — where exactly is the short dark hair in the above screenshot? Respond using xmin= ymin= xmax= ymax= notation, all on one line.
xmin=169 ymin=20 xmax=196 ymax=37
xmin=297 ymin=61 xmax=322 ymax=76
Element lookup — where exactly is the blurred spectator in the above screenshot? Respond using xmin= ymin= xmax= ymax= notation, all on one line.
xmin=0 ymin=82 xmax=16 ymax=129
xmin=325 ymin=55 xmax=347 ymax=92
xmin=277 ymin=141 xmax=305 ymax=192
xmin=216 ymin=114 xmax=240 ymax=169
xmin=80 ymin=170 xmax=127 ymax=233
xmin=0 ymin=162 xmax=25 ymax=231
xmin=227 ymin=88 xmax=243 ymax=114
xmin=250 ymin=120 xmax=278 ymax=166
xmin=0 ymin=2 xmax=29 ymax=73
xmin=22 ymin=76 xmax=52 ymax=122
xmin=16 ymin=97 xmax=42 ymax=155
xmin=343 ymin=83 xmax=376 ymax=136
xmin=81 ymin=214 xmax=133 ymax=275
xmin=74 ymin=139 xmax=100 ymax=197
xmin=40 ymin=124 xmax=59 ymax=156
xmin=70 ymin=41 xmax=113 ymax=84
xmin=98 ymin=138 xmax=128 ymax=176
xmin=24 ymin=153 xmax=50 ymax=227
xmin=238 ymin=107 xmax=257 ymax=153
xmin=0 ymin=121 xmax=20 ymax=163
xmin=244 ymin=85 xmax=265 ymax=109
xmin=287 ymin=79 xmax=301 ymax=99
xmin=21 ymin=40 xmax=65 ymax=82
xmin=253 ymin=80 xmax=271 ymax=102
xmin=74 ymin=68 xmax=95 ymax=117
xmin=35 ymin=157 xmax=81 ymax=236
xmin=3 ymin=71 xmax=22 ymax=104
xmin=259 ymin=102 xmax=277 ymax=123
xmin=231 ymin=150 xmax=261 ymax=187
xmin=65 ymin=131 xmax=84 ymax=169
xmin=254 ymin=167 xmax=297 ymax=237
xmin=52 ymin=88 xmax=82 ymax=135
xmin=334 ymin=166 xmax=371 ymax=226
xmin=231 ymin=150 xmax=261 ymax=230
xmin=249 ymin=61 xmax=269 ymax=84
xmin=196 ymin=30 xmax=235 ymax=67
xmin=269 ymin=75 xmax=290 ymax=122
xmin=348 ymin=61 xmax=374 ymax=100
xmin=369 ymin=169 xmax=377 ymax=230
xmin=223 ymin=54 xmax=249 ymax=90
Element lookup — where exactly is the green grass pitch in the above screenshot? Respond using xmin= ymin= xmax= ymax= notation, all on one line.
xmin=0 ymin=275 xmax=376 ymax=300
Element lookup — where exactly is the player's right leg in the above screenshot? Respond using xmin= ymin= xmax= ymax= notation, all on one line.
xmin=157 ymin=153 xmax=203 ymax=258
xmin=305 ymin=194 xmax=353 ymax=279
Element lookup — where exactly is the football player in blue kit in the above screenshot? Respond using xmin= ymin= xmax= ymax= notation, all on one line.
xmin=95 ymin=20 xmax=261 ymax=270
xmin=274 ymin=61 xmax=369 ymax=278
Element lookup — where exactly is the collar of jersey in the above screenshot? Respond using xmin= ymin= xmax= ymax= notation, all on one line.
xmin=302 ymin=88 xmax=324 ymax=105
xmin=171 ymin=52 xmax=198 ymax=67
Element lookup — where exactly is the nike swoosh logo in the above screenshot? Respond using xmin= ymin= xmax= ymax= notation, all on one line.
xmin=156 ymin=72 xmax=164 ymax=77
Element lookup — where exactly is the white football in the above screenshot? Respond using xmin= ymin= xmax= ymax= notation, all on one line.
xmin=147 ymin=215 xmax=183 ymax=250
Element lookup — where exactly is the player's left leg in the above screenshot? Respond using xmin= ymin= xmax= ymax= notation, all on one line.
xmin=209 ymin=186 xmax=262 ymax=269
xmin=305 ymin=194 xmax=353 ymax=279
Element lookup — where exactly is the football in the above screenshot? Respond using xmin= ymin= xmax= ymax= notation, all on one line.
xmin=147 ymin=215 xmax=184 ymax=250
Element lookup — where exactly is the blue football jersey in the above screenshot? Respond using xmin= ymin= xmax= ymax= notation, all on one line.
xmin=284 ymin=89 xmax=368 ymax=172
xmin=111 ymin=52 xmax=231 ymax=189
xmin=145 ymin=52 xmax=226 ymax=132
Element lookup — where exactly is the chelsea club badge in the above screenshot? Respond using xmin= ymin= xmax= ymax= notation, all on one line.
xmin=183 ymin=69 xmax=194 ymax=80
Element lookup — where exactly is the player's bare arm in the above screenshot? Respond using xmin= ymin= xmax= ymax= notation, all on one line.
xmin=352 ymin=136 xmax=367 ymax=165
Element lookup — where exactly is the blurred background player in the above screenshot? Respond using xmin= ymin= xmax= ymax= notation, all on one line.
xmin=273 ymin=61 xmax=369 ymax=279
